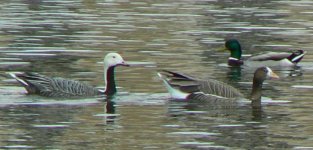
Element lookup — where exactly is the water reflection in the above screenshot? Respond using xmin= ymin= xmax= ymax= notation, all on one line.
xmin=166 ymin=101 xmax=294 ymax=149
xmin=105 ymin=99 xmax=116 ymax=114
xmin=226 ymin=67 xmax=242 ymax=82
xmin=0 ymin=98 xmax=121 ymax=149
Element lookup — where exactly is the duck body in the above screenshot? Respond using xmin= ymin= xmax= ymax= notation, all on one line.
xmin=158 ymin=67 xmax=279 ymax=108
xmin=9 ymin=53 xmax=129 ymax=98
xmin=225 ymin=39 xmax=306 ymax=67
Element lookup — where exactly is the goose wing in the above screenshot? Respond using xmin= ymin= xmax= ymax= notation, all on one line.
xmin=197 ymin=78 xmax=244 ymax=98
xmin=10 ymin=72 xmax=99 ymax=97
xmin=160 ymin=70 xmax=244 ymax=98
xmin=160 ymin=70 xmax=201 ymax=93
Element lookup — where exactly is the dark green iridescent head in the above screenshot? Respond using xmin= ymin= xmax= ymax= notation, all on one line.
xmin=225 ymin=39 xmax=242 ymax=59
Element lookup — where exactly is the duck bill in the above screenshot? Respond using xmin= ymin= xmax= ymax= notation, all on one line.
xmin=269 ymin=72 xmax=279 ymax=79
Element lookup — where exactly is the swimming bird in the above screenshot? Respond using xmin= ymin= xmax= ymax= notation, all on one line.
xmin=9 ymin=53 xmax=129 ymax=98
xmin=158 ymin=67 xmax=279 ymax=108
xmin=225 ymin=39 xmax=306 ymax=67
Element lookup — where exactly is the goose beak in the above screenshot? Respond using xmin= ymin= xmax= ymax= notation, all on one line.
xmin=120 ymin=61 xmax=130 ymax=67
xmin=269 ymin=71 xmax=279 ymax=79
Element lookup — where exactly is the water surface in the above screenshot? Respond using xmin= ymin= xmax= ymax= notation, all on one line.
xmin=1 ymin=0 xmax=313 ymax=149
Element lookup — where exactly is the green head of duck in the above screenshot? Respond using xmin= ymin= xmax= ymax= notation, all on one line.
xmin=225 ymin=39 xmax=242 ymax=60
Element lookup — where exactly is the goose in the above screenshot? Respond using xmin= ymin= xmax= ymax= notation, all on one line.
xmin=158 ymin=67 xmax=279 ymax=108
xmin=9 ymin=53 xmax=129 ymax=98
xmin=225 ymin=39 xmax=306 ymax=67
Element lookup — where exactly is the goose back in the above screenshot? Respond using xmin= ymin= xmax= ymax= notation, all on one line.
xmin=13 ymin=72 xmax=100 ymax=98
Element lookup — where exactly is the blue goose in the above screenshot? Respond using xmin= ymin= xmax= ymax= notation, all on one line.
xmin=158 ymin=67 xmax=279 ymax=108
xmin=9 ymin=53 xmax=129 ymax=98
xmin=225 ymin=39 xmax=306 ymax=67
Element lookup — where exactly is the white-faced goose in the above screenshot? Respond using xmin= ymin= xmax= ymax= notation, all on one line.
xmin=225 ymin=39 xmax=306 ymax=67
xmin=9 ymin=53 xmax=129 ymax=98
xmin=158 ymin=67 xmax=279 ymax=108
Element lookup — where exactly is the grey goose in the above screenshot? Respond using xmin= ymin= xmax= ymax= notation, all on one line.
xmin=9 ymin=53 xmax=129 ymax=98
xmin=158 ymin=67 xmax=279 ymax=109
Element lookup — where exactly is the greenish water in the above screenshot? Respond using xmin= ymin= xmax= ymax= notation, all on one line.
xmin=1 ymin=0 xmax=313 ymax=149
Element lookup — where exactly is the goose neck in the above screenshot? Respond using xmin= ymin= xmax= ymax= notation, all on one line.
xmin=250 ymin=79 xmax=263 ymax=109
xmin=104 ymin=66 xmax=117 ymax=96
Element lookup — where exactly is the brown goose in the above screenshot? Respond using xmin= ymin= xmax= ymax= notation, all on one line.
xmin=9 ymin=53 xmax=129 ymax=98
xmin=158 ymin=67 xmax=279 ymax=108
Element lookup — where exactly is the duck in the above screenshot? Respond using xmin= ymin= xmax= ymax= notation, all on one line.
xmin=9 ymin=53 xmax=129 ymax=98
xmin=158 ymin=67 xmax=279 ymax=109
xmin=225 ymin=39 xmax=306 ymax=67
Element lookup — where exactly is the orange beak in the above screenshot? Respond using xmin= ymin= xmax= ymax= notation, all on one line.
xmin=269 ymin=71 xmax=279 ymax=79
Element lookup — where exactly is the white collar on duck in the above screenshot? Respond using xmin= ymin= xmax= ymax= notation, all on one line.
xmin=228 ymin=57 xmax=240 ymax=61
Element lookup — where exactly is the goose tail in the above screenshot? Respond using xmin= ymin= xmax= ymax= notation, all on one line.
xmin=157 ymin=71 xmax=189 ymax=100
xmin=8 ymin=72 xmax=47 ymax=94
xmin=9 ymin=72 xmax=29 ymax=86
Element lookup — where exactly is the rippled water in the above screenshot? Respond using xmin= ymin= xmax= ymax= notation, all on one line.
xmin=1 ymin=0 xmax=313 ymax=149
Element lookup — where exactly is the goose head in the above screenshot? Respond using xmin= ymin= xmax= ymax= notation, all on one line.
xmin=104 ymin=53 xmax=129 ymax=68
xmin=225 ymin=39 xmax=242 ymax=60
xmin=254 ymin=67 xmax=279 ymax=82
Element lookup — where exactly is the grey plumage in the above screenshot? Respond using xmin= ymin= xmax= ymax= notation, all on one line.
xmin=196 ymin=79 xmax=243 ymax=98
xmin=160 ymin=70 xmax=243 ymax=102
xmin=11 ymin=72 xmax=101 ymax=98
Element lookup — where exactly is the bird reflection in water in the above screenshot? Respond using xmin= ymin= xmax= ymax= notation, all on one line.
xmin=227 ymin=67 xmax=242 ymax=82
xmin=105 ymin=99 xmax=116 ymax=114
xmin=167 ymin=100 xmax=266 ymax=121
xmin=98 ymin=97 xmax=117 ymax=125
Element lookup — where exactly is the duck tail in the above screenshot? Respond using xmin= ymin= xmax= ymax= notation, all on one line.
xmin=288 ymin=50 xmax=306 ymax=64
xmin=157 ymin=71 xmax=189 ymax=100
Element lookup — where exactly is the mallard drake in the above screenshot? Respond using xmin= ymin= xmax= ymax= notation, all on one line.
xmin=225 ymin=39 xmax=306 ymax=67
xmin=158 ymin=67 xmax=279 ymax=108
xmin=9 ymin=53 xmax=129 ymax=98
